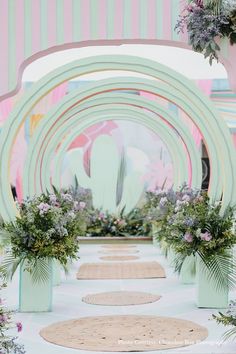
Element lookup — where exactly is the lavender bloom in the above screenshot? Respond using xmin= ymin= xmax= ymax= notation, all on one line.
xmin=0 ymin=314 xmax=7 ymax=323
xmin=200 ymin=231 xmax=212 ymax=241
xmin=184 ymin=217 xmax=195 ymax=227
xmin=49 ymin=194 xmax=57 ymax=204
xmin=184 ymin=232 xmax=193 ymax=243
xmin=182 ymin=194 xmax=191 ymax=202
xmin=37 ymin=202 xmax=50 ymax=215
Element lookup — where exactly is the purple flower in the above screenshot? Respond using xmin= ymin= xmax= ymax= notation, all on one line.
xmin=200 ymin=231 xmax=212 ymax=241
xmin=99 ymin=212 xmax=105 ymax=219
xmin=182 ymin=194 xmax=190 ymax=202
xmin=184 ymin=232 xmax=193 ymax=243
xmin=16 ymin=322 xmax=23 ymax=332
xmin=49 ymin=194 xmax=57 ymax=204
xmin=37 ymin=202 xmax=50 ymax=215
xmin=0 ymin=314 xmax=7 ymax=323
xmin=184 ymin=217 xmax=195 ymax=227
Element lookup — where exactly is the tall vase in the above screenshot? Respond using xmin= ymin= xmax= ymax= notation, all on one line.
xmin=179 ymin=255 xmax=195 ymax=284
xmin=196 ymin=255 xmax=228 ymax=308
xmin=152 ymin=224 xmax=159 ymax=248
xmin=167 ymin=248 xmax=176 ymax=267
xmin=19 ymin=259 xmax=53 ymax=312
xmin=53 ymin=260 xmax=61 ymax=286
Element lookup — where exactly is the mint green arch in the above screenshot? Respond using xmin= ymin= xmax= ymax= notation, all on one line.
xmin=34 ymin=99 xmax=202 ymax=195
xmin=0 ymin=55 xmax=235 ymax=220
xmin=24 ymin=77 xmax=222 ymax=203
xmin=42 ymin=109 xmax=189 ymax=193
xmin=46 ymin=105 xmax=201 ymax=193
xmin=53 ymin=113 xmax=185 ymax=190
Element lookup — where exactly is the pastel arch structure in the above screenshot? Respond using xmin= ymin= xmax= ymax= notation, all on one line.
xmin=27 ymin=99 xmax=201 ymax=195
xmin=0 ymin=55 xmax=235 ymax=220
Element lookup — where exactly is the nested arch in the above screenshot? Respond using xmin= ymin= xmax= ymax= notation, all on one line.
xmin=52 ymin=111 xmax=187 ymax=190
xmin=23 ymin=76 xmax=226 ymax=204
xmin=0 ymin=55 xmax=235 ymax=220
xmin=25 ymin=96 xmax=202 ymax=195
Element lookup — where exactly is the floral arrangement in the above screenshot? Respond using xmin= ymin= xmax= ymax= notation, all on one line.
xmin=0 ymin=192 xmax=82 ymax=282
xmin=144 ymin=184 xmax=200 ymax=242
xmin=86 ymin=209 xmax=127 ymax=237
xmin=175 ymin=0 xmax=236 ymax=63
xmin=165 ymin=194 xmax=235 ymax=259
xmin=0 ymin=282 xmax=25 ymax=354
xmin=85 ymin=208 xmax=151 ymax=237
xmin=213 ymin=300 xmax=236 ymax=340
xmin=145 ymin=184 xmax=236 ymax=290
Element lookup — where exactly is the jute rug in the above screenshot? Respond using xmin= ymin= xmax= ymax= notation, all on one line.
xmin=82 ymin=291 xmax=161 ymax=306
xmin=40 ymin=315 xmax=208 ymax=352
xmin=102 ymin=245 xmax=137 ymax=249
xmin=99 ymin=256 xmax=140 ymax=261
xmin=99 ymin=249 xmax=139 ymax=254
xmin=77 ymin=262 xmax=166 ymax=279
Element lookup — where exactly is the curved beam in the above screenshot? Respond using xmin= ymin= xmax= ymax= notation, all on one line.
xmin=34 ymin=99 xmax=202 ymax=194
xmin=0 ymin=55 xmax=234 ymax=219
xmin=25 ymin=78 xmax=221 ymax=202
xmin=42 ymin=110 xmax=189 ymax=192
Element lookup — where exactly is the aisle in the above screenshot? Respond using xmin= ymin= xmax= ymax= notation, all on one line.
xmin=5 ymin=243 xmax=236 ymax=354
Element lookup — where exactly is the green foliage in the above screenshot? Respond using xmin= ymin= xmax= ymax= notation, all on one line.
xmin=175 ymin=0 xmax=236 ymax=63
xmin=0 ymin=282 xmax=25 ymax=353
xmin=213 ymin=300 xmax=236 ymax=341
xmin=144 ymin=185 xmax=236 ymax=292
xmin=86 ymin=207 xmax=151 ymax=237
xmin=0 ymin=191 xmax=83 ymax=282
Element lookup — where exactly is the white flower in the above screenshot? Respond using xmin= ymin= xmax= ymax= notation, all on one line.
xmin=79 ymin=202 xmax=86 ymax=209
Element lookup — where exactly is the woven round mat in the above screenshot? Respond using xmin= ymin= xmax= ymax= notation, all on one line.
xmin=100 ymin=256 xmax=140 ymax=261
xmin=99 ymin=249 xmax=139 ymax=254
xmin=102 ymin=245 xmax=137 ymax=249
xmin=77 ymin=262 xmax=166 ymax=279
xmin=82 ymin=291 xmax=161 ymax=306
xmin=40 ymin=315 xmax=208 ymax=352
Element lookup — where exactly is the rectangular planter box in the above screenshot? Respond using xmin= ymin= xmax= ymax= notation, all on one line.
xmin=167 ymin=248 xmax=176 ymax=267
xmin=179 ymin=255 xmax=195 ymax=284
xmin=152 ymin=224 xmax=159 ymax=248
xmin=53 ymin=260 xmax=61 ymax=286
xmin=19 ymin=259 xmax=53 ymax=312
xmin=196 ymin=256 xmax=228 ymax=308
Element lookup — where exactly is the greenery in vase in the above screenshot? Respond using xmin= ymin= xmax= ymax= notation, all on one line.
xmin=165 ymin=194 xmax=236 ymax=290
xmin=0 ymin=192 xmax=81 ymax=282
xmin=175 ymin=0 xmax=236 ymax=64
xmin=0 ymin=282 xmax=25 ymax=354
xmin=144 ymin=184 xmax=200 ymax=244
xmin=213 ymin=300 xmax=236 ymax=340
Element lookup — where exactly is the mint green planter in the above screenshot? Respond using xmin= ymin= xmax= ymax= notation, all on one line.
xmin=53 ymin=260 xmax=61 ymax=286
xmin=196 ymin=256 xmax=228 ymax=308
xmin=167 ymin=248 xmax=176 ymax=267
xmin=179 ymin=255 xmax=195 ymax=284
xmin=19 ymin=260 xmax=53 ymax=312
xmin=152 ymin=224 xmax=159 ymax=248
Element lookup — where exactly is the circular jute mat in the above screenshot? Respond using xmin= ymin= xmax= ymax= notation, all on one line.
xmin=40 ymin=315 xmax=208 ymax=352
xmin=99 ymin=249 xmax=139 ymax=254
xmin=100 ymin=256 xmax=140 ymax=261
xmin=82 ymin=291 xmax=161 ymax=306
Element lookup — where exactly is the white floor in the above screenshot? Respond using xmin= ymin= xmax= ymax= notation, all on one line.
xmin=4 ymin=243 xmax=236 ymax=354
